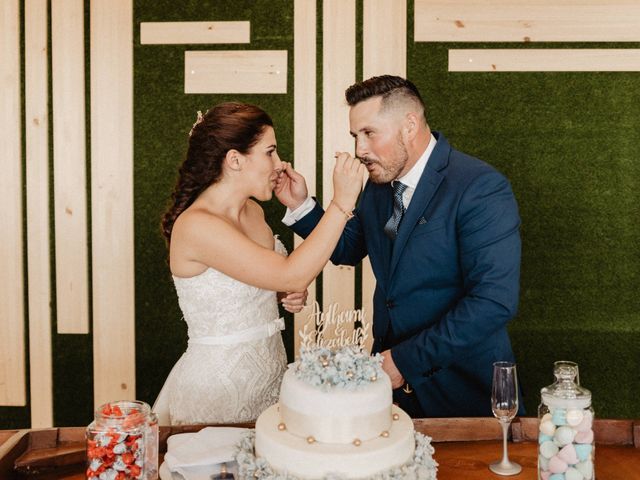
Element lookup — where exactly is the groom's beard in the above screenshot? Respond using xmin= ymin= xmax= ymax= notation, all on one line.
xmin=359 ymin=134 xmax=409 ymax=184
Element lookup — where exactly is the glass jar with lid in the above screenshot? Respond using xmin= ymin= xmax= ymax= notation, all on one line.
xmin=538 ymin=362 xmax=594 ymax=480
xmin=86 ymin=400 xmax=159 ymax=479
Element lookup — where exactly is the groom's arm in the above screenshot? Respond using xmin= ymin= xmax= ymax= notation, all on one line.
xmin=287 ymin=198 xmax=368 ymax=267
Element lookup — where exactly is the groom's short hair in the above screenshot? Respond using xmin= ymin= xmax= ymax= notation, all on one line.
xmin=345 ymin=75 xmax=427 ymax=123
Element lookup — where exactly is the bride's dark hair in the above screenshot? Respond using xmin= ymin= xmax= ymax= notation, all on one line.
xmin=161 ymin=102 xmax=273 ymax=244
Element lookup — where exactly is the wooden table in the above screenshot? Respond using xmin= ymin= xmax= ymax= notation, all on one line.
xmin=2 ymin=418 xmax=639 ymax=479
xmin=435 ymin=440 xmax=639 ymax=479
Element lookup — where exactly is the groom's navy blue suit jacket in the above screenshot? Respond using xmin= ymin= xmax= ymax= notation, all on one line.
xmin=291 ymin=132 xmax=523 ymax=417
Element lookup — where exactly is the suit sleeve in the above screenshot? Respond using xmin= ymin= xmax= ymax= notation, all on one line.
xmin=289 ymin=197 xmax=369 ymax=267
xmin=391 ymin=170 xmax=521 ymax=385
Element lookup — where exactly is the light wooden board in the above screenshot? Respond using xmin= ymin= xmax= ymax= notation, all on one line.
xmin=322 ymin=0 xmax=356 ymax=319
xmin=52 ymin=0 xmax=89 ymax=334
xmin=363 ymin=0 xmax=406 ymax=77
xmin=449 ymin=48 xmax=640 ymax=72
xmin=362 ymin=0 xmax=407 ymax=354
xmin=0 ymin=0 xmax=26 ymax=407
xmin=25 ymin=0 xmax=53 ymax=427
xmin=293 ymin=0 xmax=317 ymax=359
xmin=184 ymin=50 xmax=287 ymax=94
xmin=415 ymin=0 xmax=640 ymax=42
xmin=90 ymin=0 xmax=136 ymax=407
xmin=140 ymin=21 xmax=250 ymax=44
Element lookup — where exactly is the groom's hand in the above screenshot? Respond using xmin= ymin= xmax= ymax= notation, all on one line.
xmin=381 ymin=350 xmax=405 ymax=389
xmin=278 ymin=289 xmax=308 ymax=313
xmin=275 ymin=162 xmax=308 ymax=210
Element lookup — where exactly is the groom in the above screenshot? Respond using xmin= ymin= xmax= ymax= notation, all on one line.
xmin=276 ymin=75 xmax=523 ymax=417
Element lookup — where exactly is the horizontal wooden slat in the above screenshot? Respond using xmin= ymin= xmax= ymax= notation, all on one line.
xmin=0 ymin=0 xmax=26 ymax=407
xmin=140 ymin=21 xmax=250 ymax=44
xmin=415 ymin=0 xmax=640 ymax=42
xmin=449 ymin=49 xmax=640 ymax=72
xmin=515 ymin=417 xmax=637 ymax=446
xmin=184 ymin=50 xmax=287 ymax=94
xmin=414 ymin=417 xmax=503 ymax=442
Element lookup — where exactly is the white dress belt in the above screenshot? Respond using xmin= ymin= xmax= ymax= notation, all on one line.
xmin=188 ymin=317 xmax=285 ymax=346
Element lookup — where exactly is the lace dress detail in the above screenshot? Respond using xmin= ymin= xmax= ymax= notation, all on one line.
xmin=153 ymin=237 xmax=288 ymax=425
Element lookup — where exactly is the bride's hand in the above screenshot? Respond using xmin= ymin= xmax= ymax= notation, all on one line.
xmin=278 ymin=289 xmax=308 ymax=313
xmin=274 ymin=162 xmax=308 ymax=210
xmin=332 ymin=152 xmax=365 ymax=212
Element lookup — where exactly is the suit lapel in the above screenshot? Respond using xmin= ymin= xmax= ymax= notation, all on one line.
xmin=388 ymin=133 xmax=450 ymax=281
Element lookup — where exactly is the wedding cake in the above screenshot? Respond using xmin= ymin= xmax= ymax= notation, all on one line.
xmin=236 ymin=347 xmax=438 ymax=479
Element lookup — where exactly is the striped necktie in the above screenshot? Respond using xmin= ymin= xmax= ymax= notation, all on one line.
xmin=384 ymin=181 xmax=407 ymax=240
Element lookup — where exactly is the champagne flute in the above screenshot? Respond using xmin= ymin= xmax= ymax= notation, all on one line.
xmin=489 ymin=361 xmax=522 ymax=476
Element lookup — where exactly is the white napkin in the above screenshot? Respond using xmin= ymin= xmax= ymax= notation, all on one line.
xmin=162 ymin=427 xmax=249 ymax=480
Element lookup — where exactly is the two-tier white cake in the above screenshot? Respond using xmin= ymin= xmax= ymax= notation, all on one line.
xmin=237 ymin=347 xmax=437 ymax=479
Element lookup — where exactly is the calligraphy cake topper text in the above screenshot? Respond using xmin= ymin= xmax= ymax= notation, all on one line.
xmin=298 ymin=302 xmax=371 ymax=351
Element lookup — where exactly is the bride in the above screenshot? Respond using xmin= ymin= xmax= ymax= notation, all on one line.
xmin=153 ymin=102 xmax=364 ymax=425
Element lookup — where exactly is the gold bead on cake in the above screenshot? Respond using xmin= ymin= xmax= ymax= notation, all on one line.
xmin=392 ymin=413 xmax=400 ymax=421
xmin=370 ymin=375 xmax=377 ymax=382
xmin=307 ymin=436 xmax=316 ymax=444
xmin=278 ymin=423 xmax=286 ymax=431
xmin=353 ymin=438 xmax=362 ymax=446
xmin=380 ymin=431 xmax=389 ymax=438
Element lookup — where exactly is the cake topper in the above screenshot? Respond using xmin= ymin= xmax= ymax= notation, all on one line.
xmin=298 ymin=302 xmax=371 ymax=351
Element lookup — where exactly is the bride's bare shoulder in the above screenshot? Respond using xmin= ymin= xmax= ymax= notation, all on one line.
xmin=171 ymin=206 xmax=233 ymax=245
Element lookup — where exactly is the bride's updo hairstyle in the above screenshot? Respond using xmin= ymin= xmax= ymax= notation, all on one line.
xmin=161 ymin=102 xmax=273 ymax=244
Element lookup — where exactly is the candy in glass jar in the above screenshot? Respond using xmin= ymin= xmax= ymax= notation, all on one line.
xmin=538 ymin=362 xmax=594 ymax=480
xmin=86 ymin=400 xmax=158 ymax=480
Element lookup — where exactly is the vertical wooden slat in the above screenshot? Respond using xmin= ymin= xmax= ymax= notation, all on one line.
xmin=293 ymin=0 xmax=317 ymax=359
xmin=362 ymin=0 xmax=406 ymax=353
xmin=0 ymin=0 xmax=26 ymax=406
xmin=25 ymin=0 xmax=53 ymax=427
xmin=90 ymin=0 xmax=135 ymax=407
xmin=52 ymin=0 xmax=89 ymax=334
xmin=322 ymin=0 xmax=356 ymax=322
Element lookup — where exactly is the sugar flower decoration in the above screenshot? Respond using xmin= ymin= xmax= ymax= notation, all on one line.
xmin=234 ymin=430 xmax=438 ymax=479
xmin=294 ymin=346 xmax=384 ymax=391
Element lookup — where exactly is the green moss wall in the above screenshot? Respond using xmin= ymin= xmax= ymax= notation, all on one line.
xmin=1 ymin=0 xmax=638 ymax=429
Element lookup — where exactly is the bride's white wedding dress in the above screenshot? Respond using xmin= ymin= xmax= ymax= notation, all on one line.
xmin=153 ymin=237 xmax=288 ymax=425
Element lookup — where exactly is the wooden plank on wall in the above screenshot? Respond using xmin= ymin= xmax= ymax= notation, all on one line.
xmin=52 ymin=0 xmax=89 ymax=334
xmin=25 ymin=0 xmax=53 ymax=427
xmin=0 ymin=0 xmax=26 ymax=407
xmin=415 ymin=0 xmax=640 ymax=42
xmin=91 ymin=0 xmax=136 ymax=407
xmin=322 ymin=0 xmax=356 ymax=317
xmin=362 ymin=0 xmax=406 ymax=354
xmin=140 ymin=21 xmax=250 ymax=45
xmin=293 ymin=0 xmax=317 ymax=359
xmin=449 ymin=49 xmax=640 ymax=72
xmin=184 ymin=50 xmax=287 ymax=94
